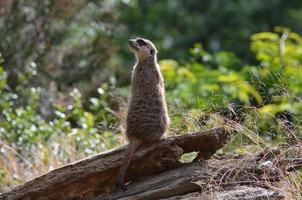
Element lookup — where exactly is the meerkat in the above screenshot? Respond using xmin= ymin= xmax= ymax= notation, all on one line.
xmin=117 ymin=38 xmax=170 ymax=189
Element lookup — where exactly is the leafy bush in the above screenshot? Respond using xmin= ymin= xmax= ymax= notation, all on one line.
xmin=0 ymin=53 xmax=122 ymax=191
xmin=161 ymin=28 xmax=302 ymax=142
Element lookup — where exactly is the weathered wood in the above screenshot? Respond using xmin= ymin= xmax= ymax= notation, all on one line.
xmin=95 ymin=162 xmax=205 ymax=200
xmin=95 ymin=147 xmax=301 ymax=200
xmin=161 ymin=187 xmax=283 ymax=200
xmin=95 ymin=157 xmax=286 ymax=200
xmin=0 ymin=127 xmax=230 ymax=200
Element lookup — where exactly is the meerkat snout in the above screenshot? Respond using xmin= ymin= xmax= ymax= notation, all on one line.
xmin=128 ymin=39 xmax=140 ymax=51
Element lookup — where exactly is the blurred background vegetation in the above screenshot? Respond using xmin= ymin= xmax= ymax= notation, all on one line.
xmin=0 ymin=0 xmax=301 ymax=193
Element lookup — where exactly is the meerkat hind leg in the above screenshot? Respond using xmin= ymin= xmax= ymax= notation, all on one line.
xmin=117 ymin=139 xmax=142 ymax=190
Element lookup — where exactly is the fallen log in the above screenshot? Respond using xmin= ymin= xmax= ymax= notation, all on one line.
xmin=0 ymin=127 xmax=230 ymax=200
xmin=95 ymin=154 xmax=289 ymax=200
xmin=161 ymin=186 xmax=283 ymax=200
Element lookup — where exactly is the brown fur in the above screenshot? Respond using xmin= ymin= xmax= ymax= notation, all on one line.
xmin=117 ymin=38 xmax=170 ymax=189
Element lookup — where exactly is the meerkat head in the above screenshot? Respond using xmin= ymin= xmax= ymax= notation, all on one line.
xmin=128 ymin=38 xmax=157 ymax=61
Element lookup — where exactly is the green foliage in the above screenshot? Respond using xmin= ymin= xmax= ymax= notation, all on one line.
xmin=0 ymin=53 xmax=121 ymax=186
xmin=0 ymin=82 xmax=120 ymax=154
xmin=0 ymin=50 xmax=122 ymax=190
xmin=118 ymin=0 xmax=302 ymax=61
xmin=162 ymin=28 xmax=302 ymax=142
xmin=161 ymin=44 xmax=262 ymax=108
xmin=0 ymin=0 xmax=118 ymax=97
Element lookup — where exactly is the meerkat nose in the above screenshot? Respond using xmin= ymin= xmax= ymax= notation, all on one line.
xmin=128 ymin=39 xmax=135 ymax=47
xmin=128 ymin=39 xmax=139 ymax=51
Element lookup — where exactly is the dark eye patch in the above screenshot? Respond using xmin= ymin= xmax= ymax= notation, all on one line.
xmin=136 ymin=39 xmax=147 ymax=46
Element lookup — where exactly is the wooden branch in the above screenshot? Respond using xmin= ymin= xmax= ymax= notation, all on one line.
xmin=1 ymin=127 xmax=230 ymax=200
xmin=95 ymin=159 xmax=285 ymax=200
xmin=161 ymin=187 xmax=283 ymax=200
xmin=95 ymin=147 xmax=301 ymax=200
xmin=95 ymin=162 xmax=205 ymax=200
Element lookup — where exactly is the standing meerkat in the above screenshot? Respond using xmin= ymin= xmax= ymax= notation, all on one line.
xmin=117 ymin=38 xmax=170 ymax=189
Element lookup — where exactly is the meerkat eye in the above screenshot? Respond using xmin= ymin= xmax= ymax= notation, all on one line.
xmin=136 ymin=39 xmax=147 ymax=46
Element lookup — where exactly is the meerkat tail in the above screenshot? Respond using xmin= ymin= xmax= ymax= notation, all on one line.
xmin=117 ymin=139 xmax=142 ymax=190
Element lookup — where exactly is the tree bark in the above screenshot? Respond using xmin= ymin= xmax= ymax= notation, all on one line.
xmin=161 ymin=186 xmax=284 ymax=200
xmin=95 ymin=154 xmax=288 ymax=200
xmin=0 ymin=127 xmax=230 ymax=200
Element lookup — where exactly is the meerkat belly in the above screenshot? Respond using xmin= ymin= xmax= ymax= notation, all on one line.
xmin=126 ymin=96 xmax=168 ymax=142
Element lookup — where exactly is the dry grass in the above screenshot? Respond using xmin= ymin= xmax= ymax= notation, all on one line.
xmin=170 ymin=108 xmax=301 ymax=199
xmin=0 ymin=136 xmax=91 ymax=192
